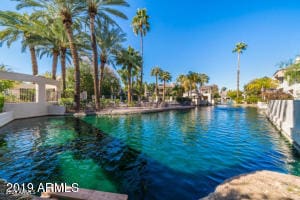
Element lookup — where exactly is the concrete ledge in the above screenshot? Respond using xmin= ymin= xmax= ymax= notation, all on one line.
xmin=267 ymin=100 xmax=300 ymax=152
xmin=4 ymin=103 xmax=48 ymax=119
xmin=0 ymin=111 xmax=13 ymax=127
xmin=48 ymin=105 xmax=66 ymax=115
xmin=0 ymin=103 xmax=66 ymax=128
xmin=74 ymin=112 xmax=87 ymax=117
xmin=42 ymin=188 xmax=127 ymax=200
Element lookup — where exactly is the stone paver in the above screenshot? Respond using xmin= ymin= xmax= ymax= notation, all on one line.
xmin=44 ymin=188 xmax=128 ymax=200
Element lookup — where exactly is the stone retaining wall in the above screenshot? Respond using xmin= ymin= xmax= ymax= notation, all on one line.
xmin=0 ymin=103 xmax=65 ymax=128
xmin=0 ymin=112 xmax=13 ymax=127
xmin=267 ymin=100 xmax=300 ymax=151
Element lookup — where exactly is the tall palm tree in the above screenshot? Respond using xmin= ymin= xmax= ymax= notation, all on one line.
xmin=132 ymin=8 xmax=150 ymax=95
xmin=55 ymin=20 xmax=72 ymax=94
xmin=115 ymin=46 xmax=141 ymax=105
xmin=187 ymin=71 xmax=199 ymax=92
xmin=21 ymin=12 xmax=72 ymax=92
xmin=33 ymin=17 xmax=71 ymax=95
xmin=96 ymin=19 xmax=126 ymax=104
xmin=197 ymin=73 xmax=209 ymax=87
xmin=150 ymin=66 xmax=162 ymax=98
xmin=31 ymin=19 xmax=60 ymax=80
xmin=15 ymin=0 xmax=84 ymax=112
xmin=44 ymin=18 xmax=70 ymax=84
xmin=86 ymin=0 xmax=129 ymax=110
xmin=0 ymin=11 xmax=40 ymax=75
xmin=177 ymin=74 xmax=190 ymax=96
xmin=159 ymin=70 xmax=172 ymax=102
xmin=233 ymin=42 xmax=247 ymax=99
xmin=57 ymin=1 xmax=82 ymax=112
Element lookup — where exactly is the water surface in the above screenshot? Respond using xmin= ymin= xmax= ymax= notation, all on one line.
xmin=0 ymin=106 xmax=299 ymax=199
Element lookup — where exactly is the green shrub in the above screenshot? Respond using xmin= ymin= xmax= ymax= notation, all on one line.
xmin=59 ymin=98 xmax=74 ymax=112
xmin=234 ymin=97 xmax=244 ymax=104
xmin=0 ymin=94 xmax=4 ymax=112
xmin=59 ymin=98 xmax=74 ymax=106
xmin=4 ymin=94 xmax=17 ymax=103
xmin=245 ymin=96 xmax=261 ymax=104
xmin=63 ymin=88 xmax=74 ymax=98
xmin=115 ymin=99 xmax=120 ymax=106
xmin=100 ymin=99 xmax=111 ymax=108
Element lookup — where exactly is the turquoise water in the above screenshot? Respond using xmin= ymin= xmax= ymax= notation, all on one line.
xmin=0 ymin=106 xmax=299 ymax=199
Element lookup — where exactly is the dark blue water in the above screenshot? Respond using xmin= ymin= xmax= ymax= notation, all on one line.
xmin=0 ymin=106 xmax=299 ymax=199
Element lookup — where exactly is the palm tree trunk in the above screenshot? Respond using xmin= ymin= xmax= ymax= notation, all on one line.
xmin=60 ymin=47 xmax=67 ymax=95
xmin=163 ymin=80 xmax=166 ymax=102
xmin=155 ymin=75 xmax=158 ymax=97
xmin=237 ymin=52 xmax=240 ymax=99
xmin=128 ymin=67 xmax=132 ymax=105
xmin=29 ymin=45 xmax=38 ymax=76
xmin=99 ymin=58 xmax=105 ymax=103
xmin=140 ymin=30 xmax=144 ymax=97
xmin=52 ymin=49 xmax=59 ymax=80
xmin=90 ymin=14 xmax=100 ymax=111
xmin=63 ymin=21 xmax=80 ymax=112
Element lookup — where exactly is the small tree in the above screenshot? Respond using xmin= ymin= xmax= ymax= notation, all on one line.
xmin=159 ymin=70 xmax=172 ymax=102
xmin=284 ymin=63 xmax=300 ymax=85
xmin=0 ymin=65 xmax=15 ymax=92
xmin=150 ymin=66 xmax=162 ymax=98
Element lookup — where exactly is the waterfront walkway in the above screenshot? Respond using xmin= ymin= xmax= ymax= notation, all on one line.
xmin=95 ymin=105 xmax=195 ymax=115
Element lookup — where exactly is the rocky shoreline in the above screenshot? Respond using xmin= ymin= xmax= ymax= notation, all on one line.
xmin=201 ymin=170 xmax=300 ymax=200
xmin=0 ymin=180 xmax=32 ymax=200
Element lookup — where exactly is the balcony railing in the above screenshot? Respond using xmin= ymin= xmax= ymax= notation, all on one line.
xmin=4 ymin=88 xmax=59 ymax=103
xmin=4 ymin=89 xmax=36 ymax=103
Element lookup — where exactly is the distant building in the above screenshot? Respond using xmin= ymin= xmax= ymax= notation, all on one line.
xmin=273 ymin=56 xmax=300 ymax=99
xmin=157 ymin=83 xmax=176 ymax=96
xmin=220 ymin=90 xmax=230 ymax=104
xmin=183 ymin=85 xmax=217 ymax=105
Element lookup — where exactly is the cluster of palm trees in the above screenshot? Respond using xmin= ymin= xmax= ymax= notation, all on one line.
xmin=177 ymin=71 xmax=209 ymax=97
xmin=0 ymin=0 xmax=150 ymax=111
xmin=150 ymin=66 xmax=172 ymax=102
xmin=150 ymin=68 xmax=210 ymax=102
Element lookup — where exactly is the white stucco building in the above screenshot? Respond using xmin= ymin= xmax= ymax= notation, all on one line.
xmin=0 ymin=71 xmax=65 ymax=127
xmin=183 ymin=85 xmax=216 ymax=105
xmin=273 ymin=56 xmax=300 ymax=99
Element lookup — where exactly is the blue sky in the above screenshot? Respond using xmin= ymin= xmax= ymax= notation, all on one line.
xmin=1 ymin=0 xmax=300 ymax=89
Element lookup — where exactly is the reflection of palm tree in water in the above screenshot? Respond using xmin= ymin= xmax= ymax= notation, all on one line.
xmin=123 ymin=115 xmax=143 ymax=151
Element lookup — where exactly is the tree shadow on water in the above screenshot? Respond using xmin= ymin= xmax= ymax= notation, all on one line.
xmin=69 ymin=118 xmax=275 ymax=200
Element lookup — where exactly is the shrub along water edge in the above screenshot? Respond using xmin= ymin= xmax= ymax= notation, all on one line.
xmin=0 ymin=94 xmax=4 ymax=112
